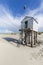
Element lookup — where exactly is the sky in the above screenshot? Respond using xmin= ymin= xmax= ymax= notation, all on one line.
xmin=0 ymin=0 xmax=43 ymax=33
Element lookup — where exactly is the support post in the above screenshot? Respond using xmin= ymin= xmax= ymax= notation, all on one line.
xmin=21 ymin=30 xmax=23 ymax=44
xmin=28 ymin=31 xmax=30 ymax=44
xmin=25 ymin=31 xmax=27 ymax=45
xmin=34 ymin=31 xmax=35 ymax=45
xmin=36 ymin=32 xmax=37 ymax=43
xmin=31 ymin=31 xmax=33 ymax=47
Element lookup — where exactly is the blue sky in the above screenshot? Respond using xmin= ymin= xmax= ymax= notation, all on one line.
xmin=0 ymin=0 xmax=43 ymax=33
xmin=0 ymin=0 xmax=41 ymax=16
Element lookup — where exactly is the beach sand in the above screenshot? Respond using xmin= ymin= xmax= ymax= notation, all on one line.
xmin=0 ymin=33 xmax=43 ymax=65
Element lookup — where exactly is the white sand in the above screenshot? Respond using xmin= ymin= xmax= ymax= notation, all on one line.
xmin=0 ymin=34 xmax=43 ymax=65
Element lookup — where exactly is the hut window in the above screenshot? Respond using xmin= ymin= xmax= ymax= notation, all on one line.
xmin=25 ymin=21 xmax=28 ymax=28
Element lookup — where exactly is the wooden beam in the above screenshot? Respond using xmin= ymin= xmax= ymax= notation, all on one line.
xmin=34 ymin=31 xmax=36 ymax=45
xmin=25 ymin=32 xmax=27 ymax=45
xmin=36 ymin=32 xmax=37 ymax=43
xmin=28 ymin=32 xmax=30 ymax=44
xmin=31 ymin=31 xmax=33 ymax=47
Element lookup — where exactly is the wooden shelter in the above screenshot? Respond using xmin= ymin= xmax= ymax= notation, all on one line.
xmin=19 ymin=16 xmax=38 ymax=47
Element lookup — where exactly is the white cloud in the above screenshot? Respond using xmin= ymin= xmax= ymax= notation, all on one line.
xmin=0 ymin=29 xmax=13 ymax=33
xmin=0 ymin=4 xmax=23 ymax=33
xmin=4 ymin=30 xmax=13 ymax=33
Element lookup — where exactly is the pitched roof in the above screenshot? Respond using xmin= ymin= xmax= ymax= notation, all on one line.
xmin=22 ymin=16 xmax=38 ymax=24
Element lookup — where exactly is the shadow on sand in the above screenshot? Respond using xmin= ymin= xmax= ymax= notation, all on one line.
xmin=3 ymin=37 xmax=26 ymax=47
xmin=3 ymin=37 xmax=19 ymax=43
xmin=3 ymin=37 xmax=21 ymax=47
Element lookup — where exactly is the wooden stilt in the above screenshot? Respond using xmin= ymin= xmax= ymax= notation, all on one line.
xmin=31 ymin=31 xmax=33 ymax=47
xmin=34 ymin=31 xmax=35 ymax=45
xmin=36 ymin=32 xmax=37 ymax=43
xmin=34 ymin=32 xmax=37 ymax=45
xmin=21 ymin=31 xmax=23 ymax=44
xmin=25 ymin=32 xmax=27 ymax=45
xmin=28 ymin=32 xmax=30 ymax=44
xmin=29 ymin=32 xmax=30 ymax=44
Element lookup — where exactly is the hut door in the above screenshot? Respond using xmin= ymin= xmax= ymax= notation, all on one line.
xmin=25 ymin=21 xmax=28 ymax=28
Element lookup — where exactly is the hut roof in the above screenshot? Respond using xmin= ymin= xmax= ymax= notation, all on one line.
xmin=21 ymin=16 xmax=38 ymax=24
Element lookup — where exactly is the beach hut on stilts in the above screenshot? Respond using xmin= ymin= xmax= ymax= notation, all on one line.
xmin=19 ymin=16 xmax=38 ymax=47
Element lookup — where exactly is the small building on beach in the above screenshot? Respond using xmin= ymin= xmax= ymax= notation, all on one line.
xmin=19 ymin=16 xmax=38 ymax=47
